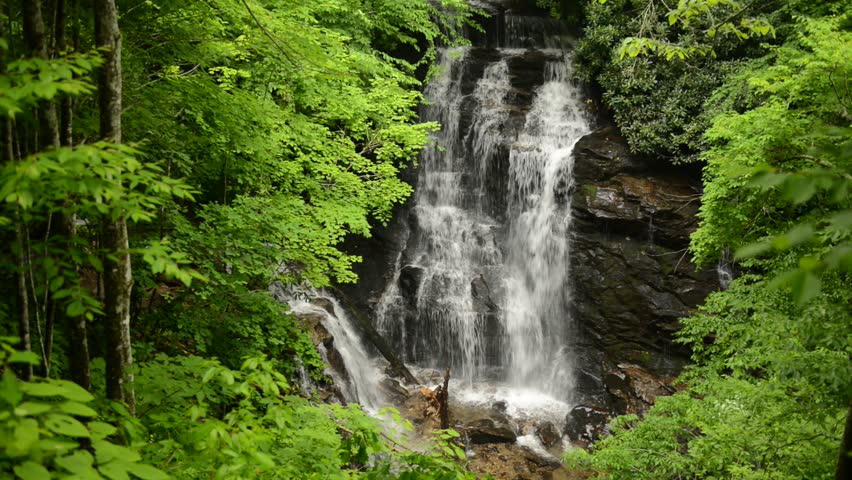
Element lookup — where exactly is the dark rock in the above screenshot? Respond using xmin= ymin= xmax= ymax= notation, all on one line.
xmin=465 ymin=418 xmax=518 ymax=444
xmin=398 ymin=265 xmax=424 ymax=310
xmin=379 ymin=378 xmax=410 ymax=404
xmin=569 ymin=124 xmax=720 ymax=403
xmin=535 ymin=421 xmax=562 ymax=448
xmin=310 ymin=297 xmax=336 ymax=317
xmin=604 ymin=363 xmax=676 ymax=415
xmin=295 ymin=312 xmax=333 ymax=347
xmin=471 ymin=274 xmax=500 ymax=313
xmin=572 ymin=126 xmax=643 ymax=182
xmin=564 ymin=405 xmax=609 ymax=443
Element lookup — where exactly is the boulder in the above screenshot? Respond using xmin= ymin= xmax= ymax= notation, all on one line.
xmin=535 ymin=421 xmax=562 ymax=448
xmin=564 ymin=405 xmax=609 ymax=443
xmin=465 ymin=417 xmax=518 ymax=444
xmin=310 ymin=297 xmax=337 ymax=317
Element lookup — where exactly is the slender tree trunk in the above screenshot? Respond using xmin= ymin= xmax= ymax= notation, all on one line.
xmin=838 ymin=402 xmax=852 ymax=480
xmin=15 ymin=223 xmax=32 ymax=381
xmin=2 ymin=0 xmax=31 ymax=381
xmin=51 ymin=0 xmax=90 ymax=388
xmin=22 ymin=0 xmax=60 ymax=148
xmin=54 ymin=0 xmax=73 ymax=146
xmin=95 ymin=0 xmax=134 ymax=415
xmin=439 ymin=368 xmax=450 ymax=430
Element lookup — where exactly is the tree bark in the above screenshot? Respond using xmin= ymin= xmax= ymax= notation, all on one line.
xmin=54 ymin=0 xmax=73 ymax=146
xmin=837 ymin=402 xmax=852 ymax=480
xmin=22 ymin=0 xmax=61 ymax=148
xmin=95 ymin=0 xmax=134 ymax=414
xmin=439 ymin=368 xmax=450 ymax=430
xmin=14 ymin=223 xmax=32 ymax=381
xmin=51 ymin=0 xmax=90 ymax=388
xmin=2 ymin=0 xmax=31 ymax=382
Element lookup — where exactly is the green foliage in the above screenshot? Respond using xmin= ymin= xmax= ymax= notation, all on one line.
xmin=119 ymin=0 xmax=469 ymax=288
xmin=588 ymin=11 xmax=852 ymax=480
xmin=0 ymin=52 xmax=102 ymax=117
xmin=575 ymin=0 xmax=849 ymax=162
xmin=132 ymin=354 xmax=480 ymax=479
xmin=136 ymin=288 xmax=325 ymax=378
xmin=691 ymin=15 xmax=852 ymax=269
xmin=0 ymin=141 xmax=202 ymax=322
xmin=590 ymin=270 xmax=851 ymax=479
xmin=576 ymin=0 xmax=748 ymax=161
xmin=0 ymin=338 xmax=168 ymax=480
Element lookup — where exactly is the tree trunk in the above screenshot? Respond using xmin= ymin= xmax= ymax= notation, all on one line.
xmin=52 ymin=0 xmax=90 ymax=388
xmin=54 ymin=0 xmax=73 ymax=146
xmin=14 ymin=223 xmax=32 ymax=381
xmin=837 ymin=402 xmax=852 ymax=480
xmin=2 ymin=0 xmax=31 ymax=382
xmin=22 ymin=0 xmax=60 ymax=148
xmin=95 ymin=0 xmax=134 ymax=414
xmin=439 ymin=368 xmax=450 ymax=430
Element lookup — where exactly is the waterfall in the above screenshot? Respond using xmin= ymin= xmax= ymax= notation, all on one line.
xmin=376 ymin=13 xmax=591 ymax=404
xmin=503 ymin=58 xmax=589 ymax=395
xmin=273 ymin=284 xmax=387 ymax=411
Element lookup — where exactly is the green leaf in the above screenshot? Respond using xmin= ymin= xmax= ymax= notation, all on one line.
xmin=0 ymin=369 xmax=23 ymax=406
xmin=20 ymin=382 xmax=66 ymax=397
xmin=53 ymin=380 xmax=95 ymax=402
xmin=127 ymin=463 xmax=169 ymax=480
xmin=735 ymin=240 xmax=772 ymax=259
xmin=67 ymin=300 xmax=86 ymax=317
xmin=771 ymin=224 xmax=814 ymax=250
xmin=49 ymin=275 xmax=64 ymax=292
xmin=782 ymin=176 xmax=817 ymax=204
xmin=88 ymin=422 xmax=118 ymax=440
xmin=15 ymin=401 xmax=54 ymax=416
xmin=55 ymin=450 xmax=98 ymax=476
xmin=12 ymin=418 xmax=40 ymax=456
xmin=14 ymin=461 xmax=51 ymax=480
xmin=99 ymin=461 xmax=131 ymax=480
xmin=44 ymin=414 xmax=91 ymax=438
xmin=94 ymin=440 xmax=141 ymax=465
xmin=9 ymin=351 xmax=41 ymax=365
xmin=58 ymin=401 xmax=98 ymax=417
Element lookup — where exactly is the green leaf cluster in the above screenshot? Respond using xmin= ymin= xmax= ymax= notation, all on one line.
xmin=0 ymin=338 xmax=168 ymax=480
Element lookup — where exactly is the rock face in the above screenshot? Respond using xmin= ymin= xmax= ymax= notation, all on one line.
xmin=570 ymin=126 xmax=719 ymax=414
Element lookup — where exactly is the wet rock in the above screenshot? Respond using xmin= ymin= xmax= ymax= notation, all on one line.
xmin=572 ymin=126 xmax=643 ymax=182
xmin=564 ymin=405 xmax=609 ymax=443
xmin=398 ymin=265 xmax=424 ymax=310
xmin=295 ymin=312 xmax=333 ymax=348
xmin=535 ymin=421 xmax=562 ymax=448
xmin=570 ymin=124 xmax=719 ymax=409
xmin=465 ymin=418 xmax=518 ymax=444
xmin=317 ymin=342 xmax=349 ymax=387
xmin=310 ymin=297 xmax=337 ymax=317
xmin=467 ymin=442 xmax=575 ymax=480
xmin=604 ymin=364 xmax=675 ymax=415
xmin=379 ymin=378 xmax=410 ymax=404
xmin=471 ymin=274 xmax=500 ymax=313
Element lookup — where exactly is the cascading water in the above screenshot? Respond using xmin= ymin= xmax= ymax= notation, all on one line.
xmin=503 ymin=59 xmax=589 ymax=395
xmin=273 ymin=285 xmax=387 ymax=411
xmin=377 ymin=9 xmax=591 ymax=413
